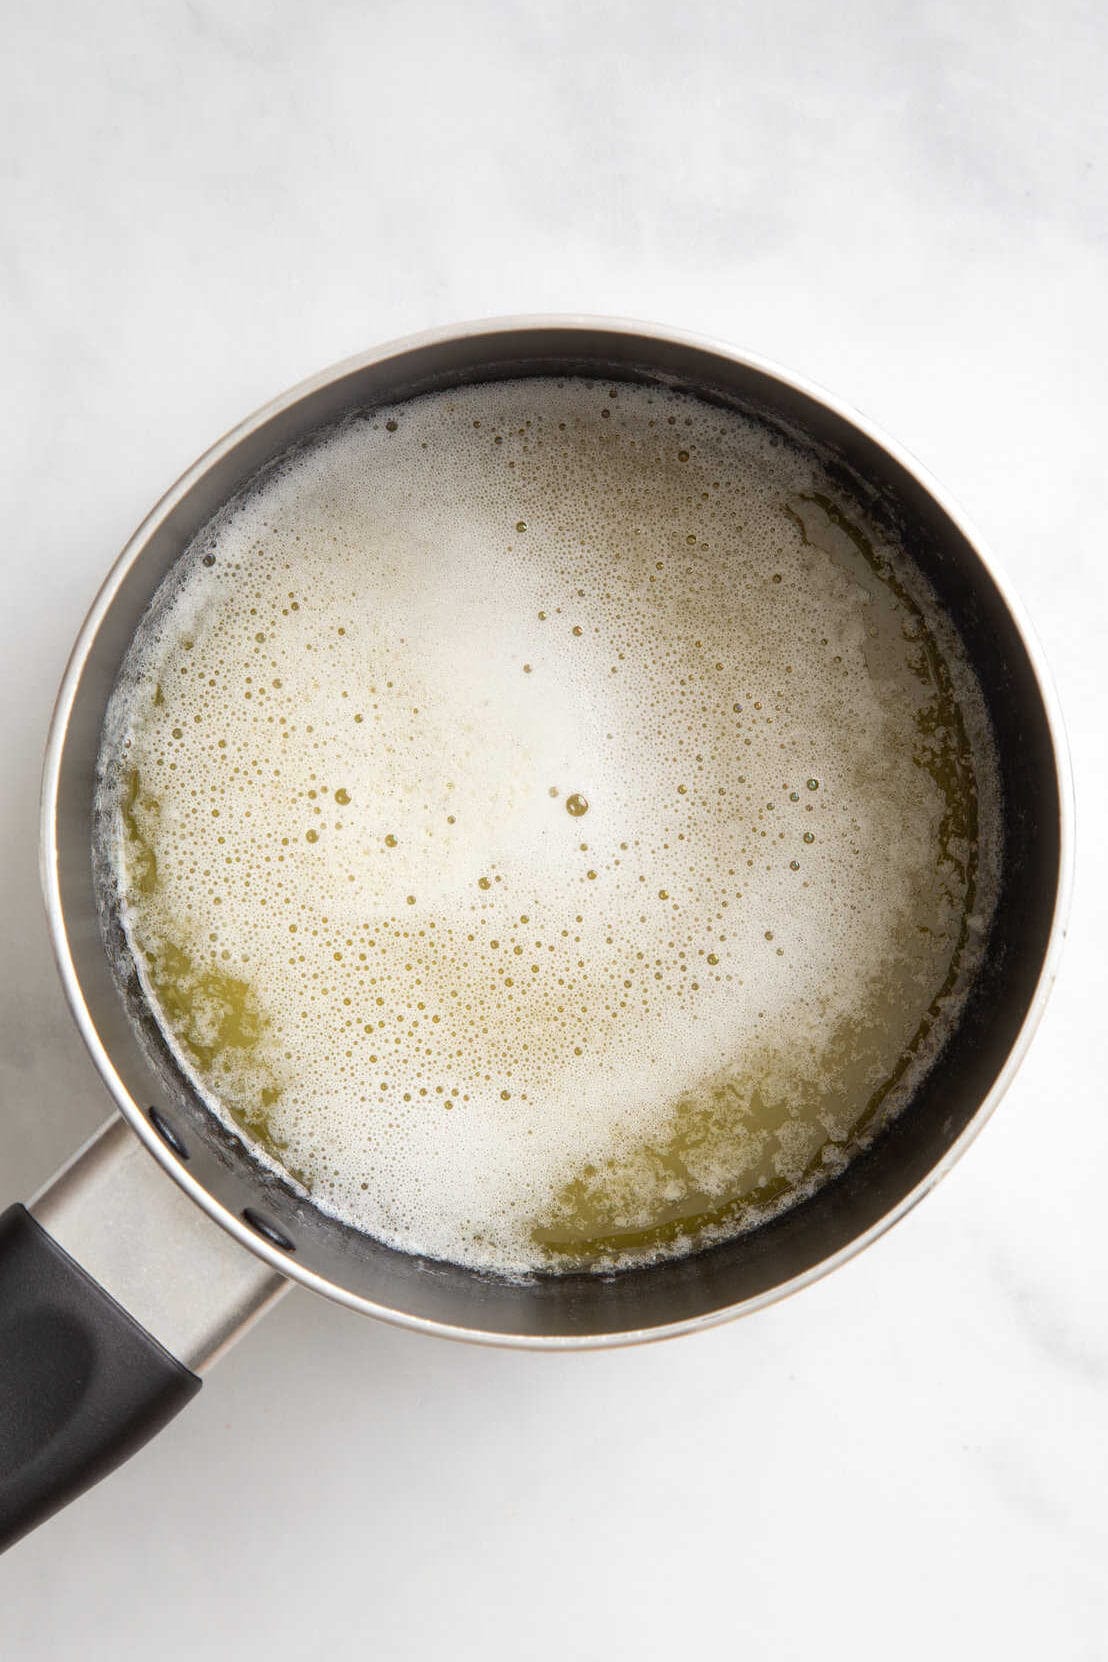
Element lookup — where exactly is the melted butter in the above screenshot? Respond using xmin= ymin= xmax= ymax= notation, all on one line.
xmin=120 ymin=766 xmax=295 ymax=1176
xmin=100 ymin=378 xmax=1000 ymax=1277
xmin=531 ymin=937 xmax=957 ymax=1264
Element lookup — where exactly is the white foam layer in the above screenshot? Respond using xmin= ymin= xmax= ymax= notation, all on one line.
xmin=103 ymin=379 xmax=998 ymax=1273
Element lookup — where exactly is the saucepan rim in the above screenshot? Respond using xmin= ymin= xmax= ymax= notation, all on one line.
xmin=38 ymin=314 xmax=1075 ymax=1347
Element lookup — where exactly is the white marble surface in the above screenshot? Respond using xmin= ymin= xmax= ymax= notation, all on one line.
xmin=2 ymin=1 xmax=1106 ymax=1654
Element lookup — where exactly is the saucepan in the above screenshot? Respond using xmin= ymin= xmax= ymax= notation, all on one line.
xmin=0 ymin=318 xmax=1072 ymax=1553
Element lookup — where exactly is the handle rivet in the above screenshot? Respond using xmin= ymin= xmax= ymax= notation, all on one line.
xmin=242 ymin=1209 xmax=294 ymax=1252
xmin=148 ymin=1108 xmax=188 ymax=1161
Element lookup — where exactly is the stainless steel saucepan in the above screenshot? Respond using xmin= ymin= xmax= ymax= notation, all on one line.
xmin=0 ymin=318 xmax=1072 ymax=1552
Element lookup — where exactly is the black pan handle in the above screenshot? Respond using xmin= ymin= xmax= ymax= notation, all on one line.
xmin=0 ymin=1203 xmax=200 ymax=1553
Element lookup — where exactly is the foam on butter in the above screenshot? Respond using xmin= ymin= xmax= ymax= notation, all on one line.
xmin=99 ymin=379 xmax=1000 ymax=1274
